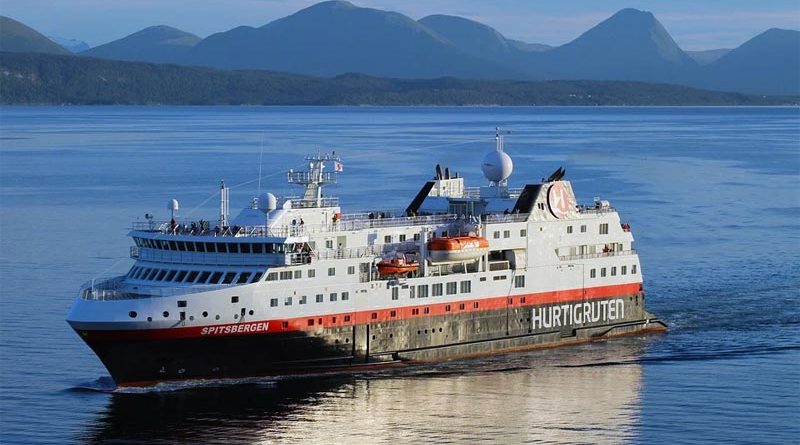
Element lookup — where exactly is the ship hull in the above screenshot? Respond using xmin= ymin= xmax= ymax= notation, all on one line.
xmin=73 ymin=294 xmax=666 ymax=386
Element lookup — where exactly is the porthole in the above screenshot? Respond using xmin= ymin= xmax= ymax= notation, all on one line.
xmin=189 ymin=316 xmax=194 ymax=321
xmin=215 ymin=315 xmax=220 ymax=320
xmin=234 ymin=314 xmax=239 ymax=320
xmin=439 ymin=328 xmax=442 ymax=333
xmin=249 ymin=310 xmax=254 ymax=316
xmin=389 ymin=333 xmax=393 ymax=338
xmin=147 ymin=317 xmax=152 ymax=322
xmin=424 ymin=329 xmax=428 ymax=334
xmin=371 ymin=335 xmax=376 ymax=340
xmin=128 ymin=311 xmax=137 ymax=318
xmin=345 ymin=338 xmax=350 ymax=343
xmin=162 ymin=311 xmax=169 ymax=318
xmin=202 ymin=311 xmax=208 ymax=317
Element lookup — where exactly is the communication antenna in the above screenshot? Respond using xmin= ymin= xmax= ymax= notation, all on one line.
xmin=257 ymin=136 xmax=264 ymax=196
xmin=219 ymin=180 xmax=229 ymax=228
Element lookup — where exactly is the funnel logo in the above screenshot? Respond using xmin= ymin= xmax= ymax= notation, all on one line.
xmin=547 ymin=183 xmax=570 ymax=219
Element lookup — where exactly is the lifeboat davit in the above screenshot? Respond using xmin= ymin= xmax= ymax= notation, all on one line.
xmin=377 ymin=256 xmax=419 ymax=276
xmin=427 ymin=235 xmax=489 ymax=264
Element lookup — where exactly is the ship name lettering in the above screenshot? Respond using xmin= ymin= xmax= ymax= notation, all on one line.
xmin=200 ymin=322 xmax=270 ymax=336
xmin=531 ymin=299 xmax=625 ymax=330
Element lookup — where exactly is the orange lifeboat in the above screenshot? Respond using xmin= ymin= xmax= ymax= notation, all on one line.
xmin=427 ymin=235 xmax=489 ymax=264
xmin=377 ymin=256 xmax=419 ymax=276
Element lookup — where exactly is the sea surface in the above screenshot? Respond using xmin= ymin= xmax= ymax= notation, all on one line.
xmin=0 ymin=106 xmax=798 ymax=444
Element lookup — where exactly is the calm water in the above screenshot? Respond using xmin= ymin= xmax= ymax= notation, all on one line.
xmin=0 ymin=106 xmax=798 ymax=444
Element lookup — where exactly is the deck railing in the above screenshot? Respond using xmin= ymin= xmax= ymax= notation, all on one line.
xmin=558 ymin=249 xmax=637 ymax=261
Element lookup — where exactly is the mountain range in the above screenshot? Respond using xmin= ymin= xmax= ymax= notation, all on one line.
xmin=1 ymin=2 xmax=798 ymax=96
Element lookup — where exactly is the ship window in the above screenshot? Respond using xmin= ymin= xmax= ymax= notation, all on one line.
xmin=164 ymin=270 xmax=177 ymax=281
xmin=270 ymin=298 xmax=278 ymax=307
xmin=493 ymin=275 xmax=506 ymax=281
xmin=371 ymin=312 xmax=378 ymax=320
xmin=399 ymin=234 xmax=406 ymax=242
xmin=459 ymin=303 xmax=465 ymax=310
xmin=514 ymin=276 xmax=525 ymax=288
xmin=384 ymin=235 xmax=392 ymax=243
xmin=344 ymin=315 xmax=351 ymax=322
xmin=423 ymin=307 xmax=430 ymax=314
xmin=580 ymin=225 xmax=587 ymax=233
xmin=145 ymin=269 xmax=158 ymax=280
xmin=285 ymin=297 xmax=292 ymax=306
xmin=632 ymin=264 xmax=638 ymax=274
xmin=503 ymin=230 xmax=510 ymax=238
xmin=325 ymin=240 xmax=333 ymax=249
xmin=521 ymin=297 xmax=526 ymax=304
xmin=413 ymin=233 xmax=420 ymax=241
xmin=445 ymin=305 xmax=451 ymax=312
xmin=316 ymin=294 xmax=324 ymax=303
xmin=265 ymin=243 xmax=274 ymax=253
xmin=493 ymin=231 xmax=500 ymax=239
xmin=328 ymin=267 xmax=336 ymax=276
xmin=252 ymin=243 xmax=263 ymax=254
xmin=308 ymin=318 xmax=314 ymax=326
xmin=567 ymin=226 xmax=573 ymax=234
xmin=348 ymin=266 xmax=355 ymax=275
xmin=174 ymin=270 xmax=187 ymax=282
xmin=390 ymin=310 xmax=397 ymax=317
xmin=446 ymin=282 xmax=457 ymax=295
xmin=163 ymin=311 xmax=169 ymax=318
xmin=216 ymin=243 xmax=227 ymax=253
xmin=167 ymin=240 xmax=177 ymax=251
xmin=409 ymin=286 xmax=415 ymax=298
xmin=209 ymin=271 xmax=223 ymax=283
xmin=611 ymin=266 xmax=617 ymax=276
xmin=279 ymin=271 xmax=292 ymax=280
xmin=129 ymin=311 xmax=137 ymax=318
xmin=600 ymin=223 xmax=609 ymax=235
xmin=473 ymin=302 xmax=479 ymax=309
xmin=182 ymin=270 xmax=197 ymax=283
xmin=299 ymin=295 xmax=307 ymax=304
xmin=228 ymin=243 xmax=239 ymax=254
xmin=133 ymin=238 xmax=142 ymax=247
xmin=266 ymin=272 xmax=278 ymax=281
xmin=460 ymin=281 xmax=471 ymax=293
xmin=237 ymin=272 xmax=251 ymax=284
xmin=520 ymin=229 xmax=527 ymax=237
xmin=281 ymin=321 xmax=288 ymax=329
xmin=590 ymin=268 xmax=596 ymax=278
xmin=240 ymin=243 xmax=251 ymax=254
xmin=308 ymin=269 xmax=316 ymax=278
xmin=330 ymin=293 xmax=338 ymax=302
xmin=251 ymin=272 xmax=263 ymax=282
xmin=222 ymin=272 xmax=236 ymax=284
xmin=342 ymin=291 xmax=349 ymax=301
xmin=196 ymin=271 xmax=210 ymax=283
xmin=621 ymin=266 xmax=627 ymax=275
xmin=186 ymin=242 xmax=196 ymax=252
xmin=195 ymin=242 xmax=206 ymax=252
xmin=127 ymin=267 xmax=138 ymax=278
xmin=432 ymin=283 xmax=443 ymax=296
xmin=417 ymin=285 xmax=429 ymax=298
xmin=205 ymin=242 xmax=216 ymax=253
xmin=294 ymin=270 xmax=302 ymax=279
xmin=480 ymin=277 xmax=486 ymax=281
xmin=412 ymin=308 xmax=419 ymax=315
xmin=600 ymin=268 xmax=607 ymax=277
xmin=391 ymin=288 xmax=399 ymax=300
xmin=202 ymin=311 xmax=208 ymax=317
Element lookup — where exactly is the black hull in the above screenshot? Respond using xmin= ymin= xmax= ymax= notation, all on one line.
xmin=78 ymin=295 xmax=667 ymax=386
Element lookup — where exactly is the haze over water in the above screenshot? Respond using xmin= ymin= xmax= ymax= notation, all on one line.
xmin=0 ymin=106 xmax=798 ymax=444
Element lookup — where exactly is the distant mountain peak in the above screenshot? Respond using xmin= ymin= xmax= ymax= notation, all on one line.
xmin=0 ymin=16 xmax=71 ymax=55
xmin=81 ymin=24 xmax=200 ymax=63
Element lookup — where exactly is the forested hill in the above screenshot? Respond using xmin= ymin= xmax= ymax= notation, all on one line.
xmin=1 ymin=52 xmax=796 ymax=106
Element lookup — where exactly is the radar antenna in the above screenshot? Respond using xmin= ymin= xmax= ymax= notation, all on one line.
xmin=287 ymin=152 xmax=342 ymax=208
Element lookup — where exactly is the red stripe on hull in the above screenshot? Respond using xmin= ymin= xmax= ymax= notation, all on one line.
xmin=77 ymin=282 xmax=642 ymax=341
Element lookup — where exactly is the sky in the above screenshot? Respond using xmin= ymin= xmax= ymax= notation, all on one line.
xmin=1 ymin=0 xmax=799 ymax=50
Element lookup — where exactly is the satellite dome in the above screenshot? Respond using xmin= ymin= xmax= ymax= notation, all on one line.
xmin=167 ymin=199 xmax=180 ymax=211
xmin=481 ymin=150 xmax=513 ymax=183
xmin=257 ymin=193 xmax=278 ymax=212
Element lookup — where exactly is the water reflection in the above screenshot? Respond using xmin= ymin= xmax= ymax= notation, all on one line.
xmin=80 ymin=339 xmax=650 ymax=445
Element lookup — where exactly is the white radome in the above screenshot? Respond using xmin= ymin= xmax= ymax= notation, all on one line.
xmin=167 ymin=198 xmax=180 ymax=211
xmin=258 ymin=192 xmax=278 ymax=212
xmin=481 ymin=150 xmax=513 ymax=183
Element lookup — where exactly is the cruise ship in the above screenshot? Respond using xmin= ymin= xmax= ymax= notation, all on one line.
xmin=67 ymin=132 xmax=666 ymax=386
